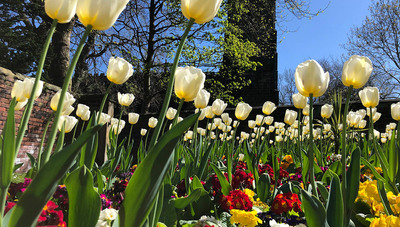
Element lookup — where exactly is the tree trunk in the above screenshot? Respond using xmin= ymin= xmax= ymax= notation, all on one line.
xmin=48 ymin=18 xmax=76 ymax=87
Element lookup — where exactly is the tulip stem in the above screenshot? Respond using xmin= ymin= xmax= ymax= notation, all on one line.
xmin=97 ymin=83 xmax=113 ymax=122
xmin=0 ymin=187 xmax=7 ymax=227
xmin=308 ymin=94 xmax=317 ymax=196
xmin=41 ymin=25 xmax=93 ymax=167
xmin=297 ymin=109 xmax=303 ymax=170
xmin=172 ymin=99 xmax=185 ymax=127
xmin=15 ymin=19 xmax=58 ymax=155
xmin=341 ymin=85 xmax=353 ymax=226
xmin=148 ymin=18 xmax=195 ymax=150
xmin=127 ymin=124 xmax=134 ymax=147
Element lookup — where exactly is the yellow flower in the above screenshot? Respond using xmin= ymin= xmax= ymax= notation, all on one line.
xmin=370 ymin=215 xmax=400 ymax=227
xmin=230 ymin=209 xmax=262 ymax=227
xmin=243 ymin=189 xmax=255 ymax=202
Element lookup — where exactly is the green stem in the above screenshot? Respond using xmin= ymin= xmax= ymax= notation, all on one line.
xmin=0 ymin=187 xmax=7 ymax=227
xmin=341 ymin=85 xmax=353 ymax=226
xmin=40 ymin=25 xmax=93 ymax=167
xmin=297 ymin=109 xmax=303 ymax=169
xmin=15 ymin=19 xmax=58 ymax=154
xmin=37 ymin=113 xmax=54 ymax=171
xmin=97 ymin=83 xmax=113 ymax=122
xmin=127 ymin=124 xmax=134 ymax=146
xmin=172 ymin=99 xmax=185 ymax=127
xmin=148 ymin=18 xmax=195 ymax=150
xmin=308 ymin=94 xmax=317 ymax=196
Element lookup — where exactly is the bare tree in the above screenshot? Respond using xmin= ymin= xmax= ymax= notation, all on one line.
xmin=345 ymin=0 xmax=400 ymax=99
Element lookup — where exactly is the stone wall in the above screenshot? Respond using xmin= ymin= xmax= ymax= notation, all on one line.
xmin=0 ymin=67 xmax=59 ymax=172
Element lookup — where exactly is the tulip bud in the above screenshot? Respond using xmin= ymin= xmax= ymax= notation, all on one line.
xmin=248 ymin=120 xmax=256 ymax=129
xmin=211 ymin=99 xmax=227 ymax=116
xmin=303 ymin=116 xmax=310 ymax=125
xmin=391 ymin=102 xmax=400 ymax=121
xmin=194 ymin=89 xmax=210 ymax=109
xmin=204 ymin=106 xmax=215 ymax=119
xmin=128 ymin=113 xmax=140 ymax=124
xmin=357 ymin=120 xmax=367 ymax=129
xmin=235 ymin=102 xmax=252 ymax=121
xmin=76 ymin=104 xmax=90 ymax=119
xmin=58 ymin=115 xmax=78 ymax=133
xmin=140 ymin=129 xmax=147 ymax=136
xmin=97 ymin=112 xmax=111 ymax=125
xmin=284 ymin=109 xmax=297 ymax=126
xmin=45 ymin=0 xmax=78 ymax=23
xmin=292 ymin=93 xmax=308 ymax=109
xmin=233 ymin=120 xmax=239 ymax=128
xmin=342 ymin=55 xmax=373 ymax=89
xmin=118 ymin=92 xmax=135 ymax=106
xmin=178 ymin=117 xmax=183 ymax=123
xmin=255 ymin=115 xmax=264 ymax=126
xmin=76 ymin=0 xmax=130 ymax=30
xmin=264 ymin=116 xmax=274 ymax=125
xmin=303 ymin=104 xmax=310 ymax=116
xmin=359 ymin=86 xmax=379 ymax=108
xmin=321 ymin=104 xmax=333 ymax=119
xmin=50 ymin=90 xmax=76 ymax=112
xmin=295 ymin=60 xmax=330 ymax=97
xmin=174 ymin=66 xmax=205 ymax=102
xmin=181 ymin=0 xmax=223 ymax=24
xmin=262 ymin=101 xmax=277 ymax=115
xmin=165 ymin=107 xmax=177 ymax=120
xmin=62 ymin=105 xmax=75 ymax=116
xmin=106 ymin=57 xmax=134 ymax=85
xmin=148 ymin=117 xmax=158 ymax=128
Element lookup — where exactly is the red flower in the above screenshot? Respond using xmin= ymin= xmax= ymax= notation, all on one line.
xmin=271 ymin=192 xmax=302 ymax=214
xmin=220 ymin=190 xmax=253 ymax=211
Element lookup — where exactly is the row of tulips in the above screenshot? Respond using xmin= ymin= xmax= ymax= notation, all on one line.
xmin=2 ymin=0 xmax=400 ymax=227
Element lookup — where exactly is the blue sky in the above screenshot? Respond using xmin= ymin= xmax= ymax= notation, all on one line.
xmin=277 ymin=0 xmax=371 ymax=73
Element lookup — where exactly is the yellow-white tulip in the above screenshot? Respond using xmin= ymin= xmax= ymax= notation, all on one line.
xmin=255 ymin=115 xmax=264 ymax=126
xmin=194 ymin=89 xmax=210 ymax=109
xmin=295 ymin=60 xmax=330 ymax=98
xmin=284 ymin=109 xmax=297 ymax=126
xmin=366 ymin=107 xmax=377 ymax=117
xmin=174 ymin=66 xmax=205 ymax=102
xmin=391 ymin=102 xmax=400 ymax=121
xmin=204 ymin=106 xmax=215 ymax=119
xmin=50 ymin=90 xmax=76 ymax=112
xmin=45 ymin=0 xmax=78 ymax=23
xmin=342 ymin=55 xmax=373 ymax=89
xmin=128 ymin=113 xmax=139 ymax=124
xmin=211 ymin=99 xmax=227 ymax=116
xmin=181 ymin=0 xmax=223 ymax=24
xmin=262 ymin=101 xmax=277 ymax=115
xmin=15 ymin=100 xmax=28 ymax=111
xmin=166 ymin=107 xmax=177 ymax=120
xmin=213 ymin=118 xmax=222 ymax=127
xmin=97 ymin=112 xmax=111 ymax=125
xmin=235 ymin=102 xmax=252 ymax=121
xmin=140 ymin=129 xmax=147 ymax=136
xmin=11 ymin=80 xmax=27 ymax=102
xmin=148 ymin=117 xmax=158 ymax=128
xmin=111 ymin=118 xmax=125 ymax=134
xmin=264 ymin=116 xmax=274 ymax=125
xmin=58 ymin=115 xmax=78 ymax=133
xmin=248 ymin=120 xmax=256 ymax=129
xmin=359 ymin=86 xmax=379 ymax=108
xmin=292 ymin=93 xmax=308 ymax=109
xmin=106 ymin=57 xmax=134 ymax=85
xmin=321 ymin=104 xmax=333 ymax=119
xmin=76 ymin=104 xmax=90 ymax=120
xmin=303 ymin=104 xmax=310 ymax=116
xmin=76 ymin=0 xmax=129 ymax=30
xmin=118 ymin=92 xmax=135 ymax=106
xmin=22 ymin=78 xmax=44 ymax=100
xmin=373 ymin=112 xmax=381 ymax=123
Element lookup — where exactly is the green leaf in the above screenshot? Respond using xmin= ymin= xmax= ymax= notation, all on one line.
xmin=388 ymin=131 xmax=397 ymax=183
xmin=95 ymin=168 xmax=105 ymax=195
xmin=8 ymin=125 xmax=102 ymax=227
xmin=54 ymin=123 xmax=65 ymax=153
xmin=0 ymin=98 xmax=16 ymax=189
xmin=65 ymin=166 xmax=101 ymax=227
xmin=174 ymin=188 xmax=202 ymax=209
xmin=301 ymin=190 xmax=329 ymax=227
xmin=361 ymin=157 xmax=394 ymax=192
xmin=326 ymin=171 xmax=343 ymax=227
xmin=316 ymin=182 xmax=329 ymax=202
xmin=377 ymin=180 xmax=394 ymax=215
xmin=210 ymin=163 xmax=231 ymax=196
xmin=257 ymin=173 xmax=271 ymax=202
xmin=80 ymin=114 xmax=99 ymax=170
xmin=345 ymin=147 xmax=361 ymax=227
xmin=119 ymin=113 xmax=199 ymax=227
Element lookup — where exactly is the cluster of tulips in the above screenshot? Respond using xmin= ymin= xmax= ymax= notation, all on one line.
xmin=3 ymin=0 xmax=400 ymax=227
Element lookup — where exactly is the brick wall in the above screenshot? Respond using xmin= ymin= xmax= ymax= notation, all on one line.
xmin=0 ymin=67 xmax=59 ymax=172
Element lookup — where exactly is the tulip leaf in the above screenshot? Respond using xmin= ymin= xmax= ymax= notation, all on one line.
xmin=210 ymin=163 xmax=232 ymax=196
xmin=316 ymin=182 xmax=329 ymax=202
xmin=377 ymin=180 xmax=394 ymax=215
xmin=8 ymin=125 xmax=102 ymax=227
xmin=0 ymin=98 xmax=16 ymax=189
xmin=257 ymin=173 xmax=271 ymax=203
xmin=326 ymin=170 xmax=343 ymax=227
xmin=301 ymin=190 xmax=329 ymax=227
xmin=197 ymin=141 xmax=214 ymax=180
xmin=65 ymin=165 xmax=101 ymax=227
xmin=361 ymin=157 xmax=394 ymax=192
xmin=174 ymin=188 xmax=202 ymax=210
xmin=119 ymin=113 xmax=199 ymax=227
xmin=388 ymin=131 xmax=397 ymax=183
xmin=80 ymin=114 xmax=99 ymax=170
xmin=344 ymin=147 xmax=361 ymax=226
